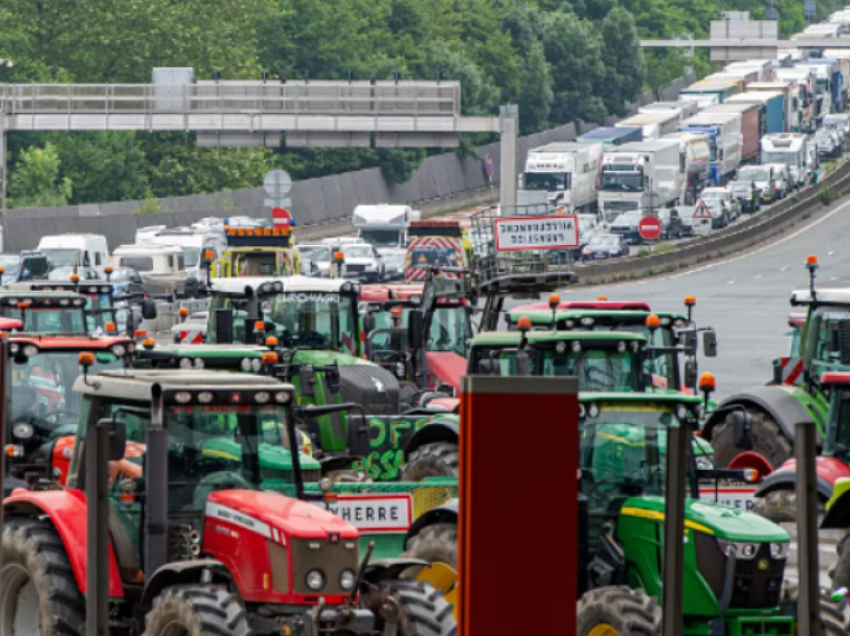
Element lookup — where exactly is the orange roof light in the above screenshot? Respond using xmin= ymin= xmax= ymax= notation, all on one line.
xmin=549 ymin=294 xmax=561 ymax=307
xmin=262 ymin=352 xmax=279 ymax=365
xmin=265 ymin=336 xmax=279 ymax=347
xmin=17 ymin=302 xmax=29 ymax=310
xmin=78 ymin=352 xmax=95 ymax=367
xmin=334 ymin=252 xmax=344 ymax=261
xmin=699 ymin=372 xmax=716 ymax=392
xmin=597 ymin=295 xmax=608 ymax=301
xmin=646 ymin=314 xmax=660 ymax=329
xmin=142 ymin=338 xmax=155 ymax=349
xmin=104 ymin=265 xmax=114 ymax=274
xmin=391 ymin=307 xmax=403 ymax=318
xmin=204 ymin=250 xmax=215 ymax=260
xmin=178 ymin=307 xmax=190 ymax=317
xmin=684 ymin=295 xmax=696 ymax=307
xmin=105 ymin=322 xmax=116 ymax=332
xmin=0 ymin=266 xmax=5 ymax=275
xmin=518 ymin=316 xmax=532 ymax=331
xmin=134 ymin=329 xmax=148 ymax=338
xmin=254 ymin=321 xmax=265 ymax=332
xmin=70 ymin=273 xmax=80 ymax=283
xmin=807 ymin=254 xmax=818 ymax=266
xmin=0 ymin=332 xmax=8 ymax=339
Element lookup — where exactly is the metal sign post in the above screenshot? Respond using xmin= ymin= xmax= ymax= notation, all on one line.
xmin=796 ymin=420 xmax=820 ymax=636
xmin=0 ymin=338 xmax=9 ymax=568
xmin=499 ymin=105 xmax=519 ymax=213
xmin=661 ymin=421 xmax=688 ymax=636
xmin=86 ymin=415 xmax=110 ymax=636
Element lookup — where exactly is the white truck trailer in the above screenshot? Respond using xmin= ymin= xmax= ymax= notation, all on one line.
xmin=518 ymin=141 xmax=603 ymax=214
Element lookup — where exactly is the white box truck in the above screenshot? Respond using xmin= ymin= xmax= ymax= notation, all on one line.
xmin=36 ymin=233 xmax=110 ymax=278
xmin=662 ymin=132 xmax=712 ymax=204
xmin=518 ymin=141 xmax=603 ymax=214
xmin=351 ymin=204 xmax=420 ymax=250
xmin=597 ymin=139 xmax=682 ymax=220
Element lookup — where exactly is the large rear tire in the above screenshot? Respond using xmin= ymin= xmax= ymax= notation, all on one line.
xmin=709 ymin=408 xmax=793 ymax=469
xmin=782 ymin=587 xmax=850 ymax=636
xmin=0 ymin=517 xmax=86 ymax=636
xmin=403 ymin=522 xmax=458 ymax=570
xmin=576 ymin=586 xmax=661 ymax=636
xmin=143 ymin=584 xmax=251 ymax=636
xmin=364 ymin=579 xmax=456 ymax=636
xmin=402 ymin=442 xmax=459 ymax=482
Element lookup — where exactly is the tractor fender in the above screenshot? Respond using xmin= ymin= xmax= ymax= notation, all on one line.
xmin=754 ymin=469 xmax=834 ymax=501
xmin=141 ymin=559 xmax=232 ymax=615
xmin=404 ymin=420 xmax=460 ymax=457
xmin=2 ymin=475 xmax=30 ymax=499
xmin=702 ymin=386 xmax=818 ymax=443
xmin=3 ymin=489 xmax=125 ymax=598
xmin=363 ymin=558 xmax=432 ymax=585
xmin=405 ymin=499 xmax=459 ymax=546
xmin=822 ymin=483 xmax=850 ymax=529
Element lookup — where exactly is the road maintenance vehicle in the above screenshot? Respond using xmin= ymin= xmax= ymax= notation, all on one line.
xmin=211 ymin=225 xmax=302 ymax=278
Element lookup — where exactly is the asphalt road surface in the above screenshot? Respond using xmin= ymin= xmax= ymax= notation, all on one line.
xmin=512 ymin=197 xmax=850 ymax=399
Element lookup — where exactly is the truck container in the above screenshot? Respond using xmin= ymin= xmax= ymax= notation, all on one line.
xmin=761 ymin=133 xmax=812 ymax=189
xmin=795 ymin=58 xmax=843 ymax=115
xmin=707 ymin=70 xmax=759 ymax=87
xmin=794 ymin=23 xmax=842 ymax=38
xmin=747 ymin=82 xmax=795 ymax=131
xmin=662 ymin=132 xmax=711 ymax=203
xmin=726 ymin=91 xmax=786 ymax=134
xmin=639 ymin=100 xmax=699 ymax=121
xmin=823 ymin=48 xmax=850 ymax=106
xmin=679 ymin=78 xmax=742 ymax=104
xmin=597 ymin=139 xmax=682 ymax=220
xmin=615 ymin=112 xmax=680 ymax=140
xmin=724 ymin=60 xmax=777 ymax=82
xmin=575 ymin=126 xmax=643 ymax=151
xmin=703 ymin=102 xmax=761 ymax=162
xmin=517 ymin=141 xmax=603 ymax=213
xmin=678 ymin=112 xmax=743 ymax=185
xmin=775 ymin=67 xmax=818 ymax=131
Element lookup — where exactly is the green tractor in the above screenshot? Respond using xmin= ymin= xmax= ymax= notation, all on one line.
xmin=703 ymin=256 xmax=849 ymax=471
xmin=405 ymin=391 xmax=847 ymax=636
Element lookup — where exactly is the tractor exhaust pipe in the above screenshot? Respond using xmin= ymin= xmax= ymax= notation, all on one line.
xmin=146 ymin=384 xmax=169 ymax=577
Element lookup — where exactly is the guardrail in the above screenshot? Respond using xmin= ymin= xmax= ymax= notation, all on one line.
xmin=576 ymin=161 xmax=850 ymax=286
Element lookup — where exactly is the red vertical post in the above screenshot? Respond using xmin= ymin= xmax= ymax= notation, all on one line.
xmin=459 ymin=376 xmax=579 ymax=635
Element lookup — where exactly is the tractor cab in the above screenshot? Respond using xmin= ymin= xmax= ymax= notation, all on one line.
xmin=0 ymin=290 xmax=89 ymax=335
xmin=4 ymin=336 xmax=135 ymax=493
xmin=212 ymin=225 xmax=301 ymax=278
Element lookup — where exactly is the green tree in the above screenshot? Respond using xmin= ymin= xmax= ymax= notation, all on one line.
xmin=598 ymin=6 xmax=646 ymax=117
xmin=8 ymin=143 xmax=73 ymax=209
xmin=519 ymin=42 xmax=553 ymax=133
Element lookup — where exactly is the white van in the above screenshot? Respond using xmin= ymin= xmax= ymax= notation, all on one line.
xmin=113 ymin=244 xmax=186 ymax=276
xmin=134 ymin=226 xmax=226 ymax=277
xmin=37 ymin=234 xmax=109 ymax=278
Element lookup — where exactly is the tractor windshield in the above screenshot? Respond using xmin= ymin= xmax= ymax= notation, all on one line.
xmin=274 ymin=291 xmax=359 ymax=355
xmin=824 ymin=387 xmax=850 ymax=461
xmin=371 ymin=305 xmax=470 ymax=357
xmin=1 ymin=306 xmax=88 ymax=334
xmin=803 ymin=307 xmax=850 ymax=387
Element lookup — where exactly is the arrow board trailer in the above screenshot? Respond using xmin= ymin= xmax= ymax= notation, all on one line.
xmin=598 ymin=139 xmax=681 ymax=219
xmin=679 ymin=112 xmax=743 ymax=186
xmin=639 ymin=100 xmax=699 ymax=121
xmin=615 ymin=112 xmax=680 ymax=141
xmin=703 ymin=102 xmax=762 ymax=162
xmin=352 ymin=204 xmax=421 ymax=250
xmin=519 ymin=142 xmax=602 ymax=214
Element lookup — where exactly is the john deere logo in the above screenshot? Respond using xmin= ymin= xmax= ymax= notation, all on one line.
xmin=758 ymin=559 xmax=769 ymax=571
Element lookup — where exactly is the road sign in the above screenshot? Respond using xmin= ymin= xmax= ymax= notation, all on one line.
xmin=271 ymin=206 xmax=292 ymax=228
xmin=638 ymin=216 xmax=663 ymax=241
xmin=692 ymin=200 xmax=713 ymax=219
xmin=485 ymin=153 xmax=494 ymax=181
xmin=494 ymin=215 xmax=579 ymax=252
xmin=264 ymin=170 xmax=292 ymax=199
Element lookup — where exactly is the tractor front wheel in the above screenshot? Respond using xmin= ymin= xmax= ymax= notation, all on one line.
xmin=364 ymin=579 xmax=456 ymax=636
xmin=402 ymin=442 xmax=459 ymax=482
xmin=403 ymin=522 xmax=458 ymax=570
xmin=782 ymin=587 xmax=850 ymax=636
xmin=709 ymin=409 xmax=793 ymax=469
xmin=143 ymin=584 xmax=251 ymax=636
xmin=0 ymin=517 xmax=86 ymax=636
xmin=752 ymin=488 xmax=825 ymax=523
xmin=576 ymin=586 xmax=661 ymax=636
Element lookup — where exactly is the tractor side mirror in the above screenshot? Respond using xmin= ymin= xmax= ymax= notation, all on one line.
xmin=680 ymin=330 xmax=697 ymax=353
xmin=838 ymin=319 xmax=850 ymax=366
xmin=408 ymin=310 xmax=425 ymax=351
xmin=326 ymin=363 xmax=341 ymax=395
xmin=96 ymin=418 xmax=128 ymax=462
xmin=684 ymin=359 xmax=698 ymax=388
xmin=516 ymin=350 xmax=531 ymax=376
xmin=141 ymin=298 xmax=157 ymax=320
xmin=703 ymin=330 xmax=718 ymax=358
xmin=731 ymin=411 xmax=754 ymax=450
xmin=299 ymin=365 xmax=316 ymax=397
xmin=478 ymin=358 xmax=498 ymax=376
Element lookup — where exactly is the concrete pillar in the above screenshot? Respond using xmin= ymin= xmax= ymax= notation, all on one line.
xmin=499 ymin=104 xmax=518 ymax=214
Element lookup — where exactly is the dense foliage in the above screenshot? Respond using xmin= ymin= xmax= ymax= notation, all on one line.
xmin=0 ymin=0 xmax=840 ymax=207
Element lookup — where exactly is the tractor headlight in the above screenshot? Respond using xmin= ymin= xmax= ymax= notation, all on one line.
xmin=180 ymin=358 xmax=194 ymax=370
xmin=630 ymin=341 xmax=640 ymax=352
xmin=194 ymin=358 xmax=204 ymax=369
xmin=305 ymin=569 xmax=326 ymax=591
xmin=251 ymin=358 xmax=262 ymax=372
xmin=571 ymin=341 xmax=582 ymax=353
xmin=111 ymin=344 xmax=127 ymax=357
xmin=280 ymin=349 xmax=293 ymax=364
xmin=770 ymin=543 xmax=789 ymax=560
xmin=339 ymin=569 xmax=357 ymax=591
xmin=675 ymin=405 xmax=688 ymax=420
xmin=555 ymin=341 xmax=567 ymax=354
xmin=12 ymin=423 xmax=33 ymax=440
xmin=23 ymin=345 xmax=38 ymax=357
xmin=240 ymin=358 xmax=252 ymax=372
xmin=720 ymin=542 xmax=758 ymax=559
xmin=617 ymin=341 xmax=626 ymax=353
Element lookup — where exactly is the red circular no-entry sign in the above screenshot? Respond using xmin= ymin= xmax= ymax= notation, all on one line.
xmin=271 ymin=206 xmax=292 ymax=228
xmin=638 ymin=216 xmax=663 ymax=241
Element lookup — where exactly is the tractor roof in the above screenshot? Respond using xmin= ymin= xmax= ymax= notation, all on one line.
xmin=74 ymin=368 xmax=286 ymax=400
xmin=507 ymin=308 xmax=686 ymax=325
xmin=789 ymin=311 xmax=806 ymax=326
xmin=139 ymin=344 xmax=267 ymax=359
xmin=579 ymin=391 xmax=703 ymax=406
xmin=0 ymin=289 xmax=83 ymax=302
xmin=471 ymin=330 xmax=647 ymax=347
xmin=512 ymin=300 xmax=652 ymax=312
xmin=821 ymin=372 xmax=850 ymax=385
xmin=791 ymin=289 xmax=850 ymax=306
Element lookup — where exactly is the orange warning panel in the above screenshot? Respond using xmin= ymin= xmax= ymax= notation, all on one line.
xmin=459 ymin=376 xmax=578 ymax=636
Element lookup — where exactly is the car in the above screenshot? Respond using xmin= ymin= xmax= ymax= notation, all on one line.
xmin=380 ymin=250 xmax=407 ymax=281
xmin=657 ymin=208 xmax=685 ymax=239
xmin=107 ymin=267 xmax=147 ymax=297
xmin=698 ymin=187 xmax=738 ymax=228
xmin=339 ymin=242 xmax=386 ymax=282
xmin=298 ymin=243 xmax=335 ymax=277
xmin=581 ymin=234 xmax=628 ymax=260
xmin=815 ymin=127 xmax=842 ymax=160
xmin=764 ymin=163 xmax=792 ymax=199
xmin=609 ymin=211 xmax=643 ymax=244
xmin=730 ymin=165 xmax=775 ymax=211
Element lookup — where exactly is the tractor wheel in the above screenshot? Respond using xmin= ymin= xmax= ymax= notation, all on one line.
xmin=402 ymin=442 xmax=459 ymax=482
xmin=576 ymin=586 xmax=661 ymax=636
xmin=831 ymin=529 xmax=850 ymax=590
xmin=752 ymin=488 xmax=826 ymax=523
xmin=0 ymin=517 xmax=86 ymax=636
xmin=781 ymin=587 xmax=849 ymax=636
xmin=403 ymin=522 xmax=458 ymax=570
xmin=143 ymin=584 xmax=251 ymax=636
xmin=327 ymin=469 xmax=373 ymax=483
xmin=709 ymin=408 xmax=793 ymax=469
xmin=364 ymin=579 xmax=456 ymax=636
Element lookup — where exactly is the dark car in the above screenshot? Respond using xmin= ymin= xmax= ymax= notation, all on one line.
xmin=108 ymin=267 xmax=147 ymax=297
xmin=581 ymin=234 xmax=628 ymax=260
xmin=609 ymin=211 xmax=643 ymax=244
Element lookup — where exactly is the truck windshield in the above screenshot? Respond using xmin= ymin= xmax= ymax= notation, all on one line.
xmin=2 ymin=307 xmax=87 ymax=334
xmin=601 ymin=167 xmax=644 ymax=192
xmin=40 ymin=249 xmax=82 ymax=268
xmin=276 ymin=291 xmax=358 ymax=354
xmin=359 ymin=230 xmax=402 ymax=247
xmin=761 ymin=152 xmax=793 ymax=165
xmin=803 ymin=307 xmax=850 ymax=386
xmin=0 ymin=255 xmax=20 ymax=280
xmin=119 ymin=257 xmax=154 ymax=272
xmin=525 ymin=172 xmax=571 ymax=192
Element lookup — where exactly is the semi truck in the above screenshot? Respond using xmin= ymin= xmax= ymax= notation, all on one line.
xmin=724 ymin=59 xmax=777 ymax=82
xmin=518 ymin=141 xmax=603 ymax=213
xmin=726 ymin=90 xmax=787 ymax=134
xmin=679 ymin=78 xmax=742 ymax=105
xmin=746 ymin=82 xmax=798 ymax=132
xmin=597 ymin=139 xmax=681 ymax=219
xmin=795 ymin=58 xmax=843 ymax=116
xmin=823 ymin=48 xmax=850 ymax=107
xmin=352 ymin=204 xmax=420 ymax=250
xmin=678 ymin=111 xmax=743 ymax=186
xmin=615 ymin=112 xmax=680 ymax=140
xmin=761 ymin=132 xmax=813 ymax=189
xmin=775 ymin=67 xmax=818 ymax=132
xmin=575 ymin=125 xmax=642 ymax=151
xmin=662 ymin=132 xmax=711 ymax=204
xmin=703 ymin=102 xmax=762 ymax=163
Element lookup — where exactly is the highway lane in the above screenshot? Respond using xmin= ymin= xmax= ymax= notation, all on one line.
xmin=509 ymin=197 xmax=850 ymax=399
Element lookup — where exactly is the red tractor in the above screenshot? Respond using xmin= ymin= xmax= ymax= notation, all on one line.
xmin=0 ymin=366 xmax=455 ymax=636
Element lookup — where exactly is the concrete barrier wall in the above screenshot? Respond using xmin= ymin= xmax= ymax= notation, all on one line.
xmin=3 ymin=73 xmax=696 ymax=252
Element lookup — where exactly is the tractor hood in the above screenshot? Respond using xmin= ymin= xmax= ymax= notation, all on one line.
xmin=424 ymin=351 xmax=466 ymax=393
xmin=206 ymin=490 xmax=359 ymax=540
xmin=625 ymin=496 xmax=789 ymax=542
xmin=292 ymin=350 xmax=371 ymax=366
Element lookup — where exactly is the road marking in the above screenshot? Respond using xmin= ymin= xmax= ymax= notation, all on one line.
xmin=728 ymin=280 xmax=736 ymax=284
xmin=754 ymin=274 xmax=762 ymax=279
xmin=829 ymin=251 xmax=835 ymax=256
xmin=780 ymin=266 xmax=789 ymax=272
